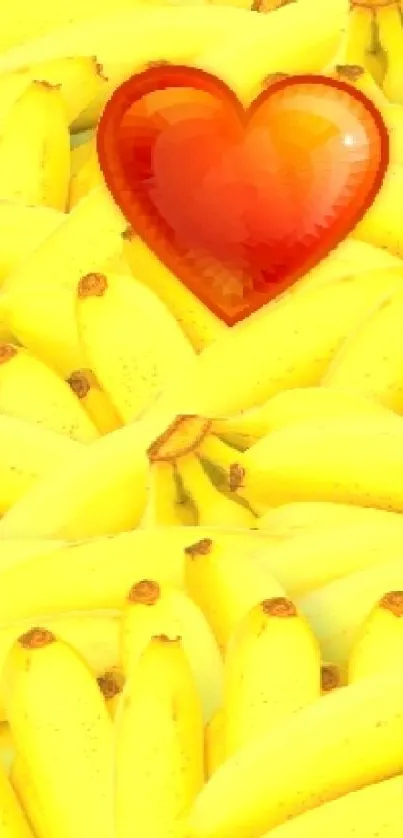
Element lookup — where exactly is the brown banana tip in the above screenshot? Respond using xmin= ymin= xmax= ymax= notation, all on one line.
xmin=321 ymin=663 xmax=341 ymax=693
xmin=68 ymin=369 xmax=91 ymax=399
xmin=184 ymin=538 xmax=213 ymax=558
xmin=335 ymin=64 xmax=364 ymax=82
xmin=97 ymin=670 xmax=125 ymax=698
xmin=77 ymin=273 xmax=108 ymax=299
xmin=228 ymin=462 xmax=245 ymax=491
xmin=0 ymin=343 xmax=17 ymax=364
xmin=128 ymin=579 xmax=161 ymax=605
xmin=379 ymin=591 xmax=403 ymax=616
xmin=262 ymin=597 xmax=297 ymax=617
xmin=18 ymin=627 xmax=56 ymax=649
xmin=153 ymin=634 xmax=181 ymax=644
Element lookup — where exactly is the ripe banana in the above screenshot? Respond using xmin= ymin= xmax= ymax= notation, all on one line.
xmin=184 ymin=536 xmax=285 ymax=651
xmin=123 ymin=229 xmax=227 ymax=352
xmin=0 ymin=761 xmax=34 ymax=838
xmin=0 ymin=80 xmax=70 ymax=210
xmin=345 ymin=3 xmax=387 ymax=85
xmin=264 ymin=775 xmax=403 ymax=838
xmin=376 ymin=1 xmax=403 ymax=104
xmin=140 ymin=461 xmax=197 ymax=527
xmin=297 ymin=555 xmax=403 ymax=670
xmin=205 ymin=708 xmax=224 ymax=779
xmin=295 ymin=238 xmax=403 ymax=293
xmin=258 ymin=499 xmax=403 ymax=537
xmin=116 ymin=635 xmax=204 ymax=838
xmin=0 ymin=724 xmax=14 ymax=774
xmin=176 ymin=453 xmax=256 ymax=528
xmin=157 ymin=267 xmax=403 ymax=419
xmin=0 ymin=185 xmax=126 ymax=377
xmin=68 ymin=144 xmax=102 ymax=208
xmin=121 ymin=579 xmax=223 ymax=722
xmin=187 ymin=671 xmax=403 ymax=838
xmin=0 ymin=414 xmax=80 ymax=515
xmin=224 ymin=597 xmax=321 ymax=757
xmin=0 ymin=6 xmax=266 ymax=132
xmin=0 ymin=343 xmax=99 ymax=441
xmin=239 ymin=414 xmax=403 ymax=512
xmin=0 ymin=527 xmax=278 ymax=622
xmin=352 ymin=164 xmax=403 ymax=257
xmin=349 ymin=590 xmax=403 ymax=682
xmin=10 ymin=754 xmax=48 ymax=838
xmin=324 ymin=286 xmax=403 ymax=413
xmin=70 ymin=131 xmax=93 ymax=172
xmin=76 ymin=271 xmax=195 ymax=423
xmin=0 ymin=412 xmax=157 ymax=539
xmin=196 ymin=432 xmax=268 ymax=513
xmin=3 ymin=629 xmax=115 ymax=838
xmin=0 ymin=202 xmax=63 ymax=285
xmin=213 ymin=386 xmax=396 ymax=449
xmin=67 ymin=368 xmax=122 ymax=434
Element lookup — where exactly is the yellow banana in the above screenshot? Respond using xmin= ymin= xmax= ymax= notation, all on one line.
xmin=376 ymin=1 xmax=403 ymax=103
xmin=123 ymin=229 xmax=227 ymax=352
xmin=116 ymin=635 xmax=204 ymax=838
xmin=121 ymin=579 xmax=223 ymax=722
xmin=67 ymin=368 xmax=123 ymax=434
xmin=176 ymin=453 xmax=257 ymax=528
xmin=330 ymin=61 xmax=388 ymax=108
xmin=213 ymin=386 xmax=396 ymax=449
xmin=0 ymin=725 xmax=14 ymax=775
xmin=263 ymin=775 xmax=403 ymax=838
xmin=0 ymin=414 xmax=80 ymax=515
xmin=187 ymin=670 xmax=403 ymax=838
xmin=140 ymin=460 xmax=197 ymax=527
xmin=196 ymin=432 xmax=268 ymax=513
xmin=224 ymin=597 xmax=321 ymax=757
xmin=205 ymin=708 xmax=225 ymax=779
xmin=0 ymin=6 xmax=266 ymax=132
xmin=0 ymin=761 xmax=34 ymax=837
xmin=352 ymin=164 xmax=403 ymax=257
xmin=10 ymin=754 xmax=48 ymax=838
xmin=324 ymin=286 xmax=403 ymax=413
xmin=70 ymin=132 xmax=94 ymax=173
xmin=0 ymin=80 xmax=70 ymax=210
xmin=239 ymin=414 xmax=403 ymax=512
xmin=349 ymin=590 xmax=403 ymax=682
xmin=3 ymin=629 xmax=114 ymax=838
xmin=97 ymin=669 xmax=125 ymax=719
xmin=0 ymin=185 xmax=126 ymax=377
xmin=68 ymin=145 xmax=102 ymax=208
xmin=295 ymin=238 xmax=403 ymax=293
xmin=153 ymin=268 xmax=403 ymax=419
xmin=345 ymin=3 xmax=387 ymax=85
xmin=184 ymin=536 xmax=285 ymax=651
xmin=321 ymin=662 xmax=342 ymax=694
xmin=0 ymin=412 xmax=157 ymax=539
xmin=76 ymin=271 xmax=195 ymax=423
xmin=0 ymin=202 xmax=63 ymax=285
xmin=0 ymin=527 xmax=279 ymax=623
xmin=258 ymin=499 xmax=403 ymax=537
xmin=297 ymin=555 xmax=403 ymax=670
xmin=0 ymin=343 xmax=99 ymax=441
xmin=0 ymin=538 xmax=66 ymax=573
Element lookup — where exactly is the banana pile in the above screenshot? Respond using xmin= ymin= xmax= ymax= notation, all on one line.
xmin=1 ymin=0 xmax=403 ymax=835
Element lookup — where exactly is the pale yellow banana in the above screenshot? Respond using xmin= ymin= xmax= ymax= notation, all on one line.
xmin=67 ymin=368 xmax=123 ymax=434
xmin=258 ymin=499 xmax=403 ymax=537
xmin=176 ymin=453 xmax=256 ymax=528
xmin=0 ymin=761 xmax=34 ymax=837
xmin=295 ymin=238 xmax=403 ymax=293
xmin=297 ymin=555 xmax=403 ymax=670
xmin=187 ymin=671 xmax=403 ymax=838
xmin=10 ymin=754 xmax=49 ymax=838
xmin=116 ymin=635 xmax=204 ymax=838
xmin=3 ymin=629 xmax=114 ymax=838
xmin=184 ymin=536 xmax=285 ymax=651
xmin=123 ymin=229 xmax=228 ymax=352
xmin=0 ymin=185 xmax=126 ymax=377
xmin=76 ymin=271 xmax=195 ymax=423
xmin=154 ymin=268 xmax=403 ymax=419
xmin=239 ymin=414 xmax=403 ymax=512
xmin=0 ymin=527 xmax=279 ymax=623
xmin=324 ymin=286 xmax=403 ymax=413
xmin=352 ymin=164 xmax=403 ymax=257
xmin=0 ymin=343 xmax=99 ymax=441
xmin=264 ymin=775 xmax=403 ymax=838
xmin=349 ymin=590 xmax=403 ymax=682
xmin=0 ymin=202 xmax=63 ymax=285
xmin=224 ymin=597 xmax=321 ymax=756
xmin=0 ymin=412 xmax=157 ymax=539
xmin=0 ymin=80 xmax=70 ymax=210
xmin=121 ymin=579 xmax=223 ymax=722
xmin=205 ymin=708 xmax=225 ymax=779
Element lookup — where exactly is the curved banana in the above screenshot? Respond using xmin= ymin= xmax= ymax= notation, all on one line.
xmin=0 ymin=761 xmax=34 ymax=837
xmin=140 ymin=460 xmax=197 ymax=527
xmin=10 ymin=754 xmax=48 ymax=838
xmin=0 ymin=202 xmax=63 ymax=285
xmin=349 ymin=590 xmax=403 ymax=682
xmin=0 ymin=343 xmax=99 ymax=441
xmin=184 ymin=536 xmax=285 ymax=651
xmin=352 ymin=164 xmax=403 ymax=258
xmin=224 ymin=597 xmax=321 ymax=756
xmin=187 ymin=670 xmax=403 ymax=838
xmin=376 ymin=1 xmax=403 ymax=104
xmin=205 ymin=708 xmax=225 ymax=779
xmin=116 ymin=635 xmax=204 ymax=838
xmin=0 ymin=185 xmax=126 ymax=376
xmin=67 ymin=368 xmax=122 ymax=434
xmin=345 ymin=2 xmax=387 ymax=85
xmin=258 ymin=499 xmax=403 ymax=537
xmin=121 ymin=579 xmax=223 ymax=721
xmin=0 ymin=724 xmax=14 ymax=774
xmin=3 ymin=629 xmax=114 ymax=838
xmin=76 ymin=271 xmax=195 ymax=423
xmin=0 ymin=412 xmax=156 ymax=539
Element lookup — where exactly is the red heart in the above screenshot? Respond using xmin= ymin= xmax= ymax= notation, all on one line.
xmin=96 ymin=66 xmax=389 ymax=325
